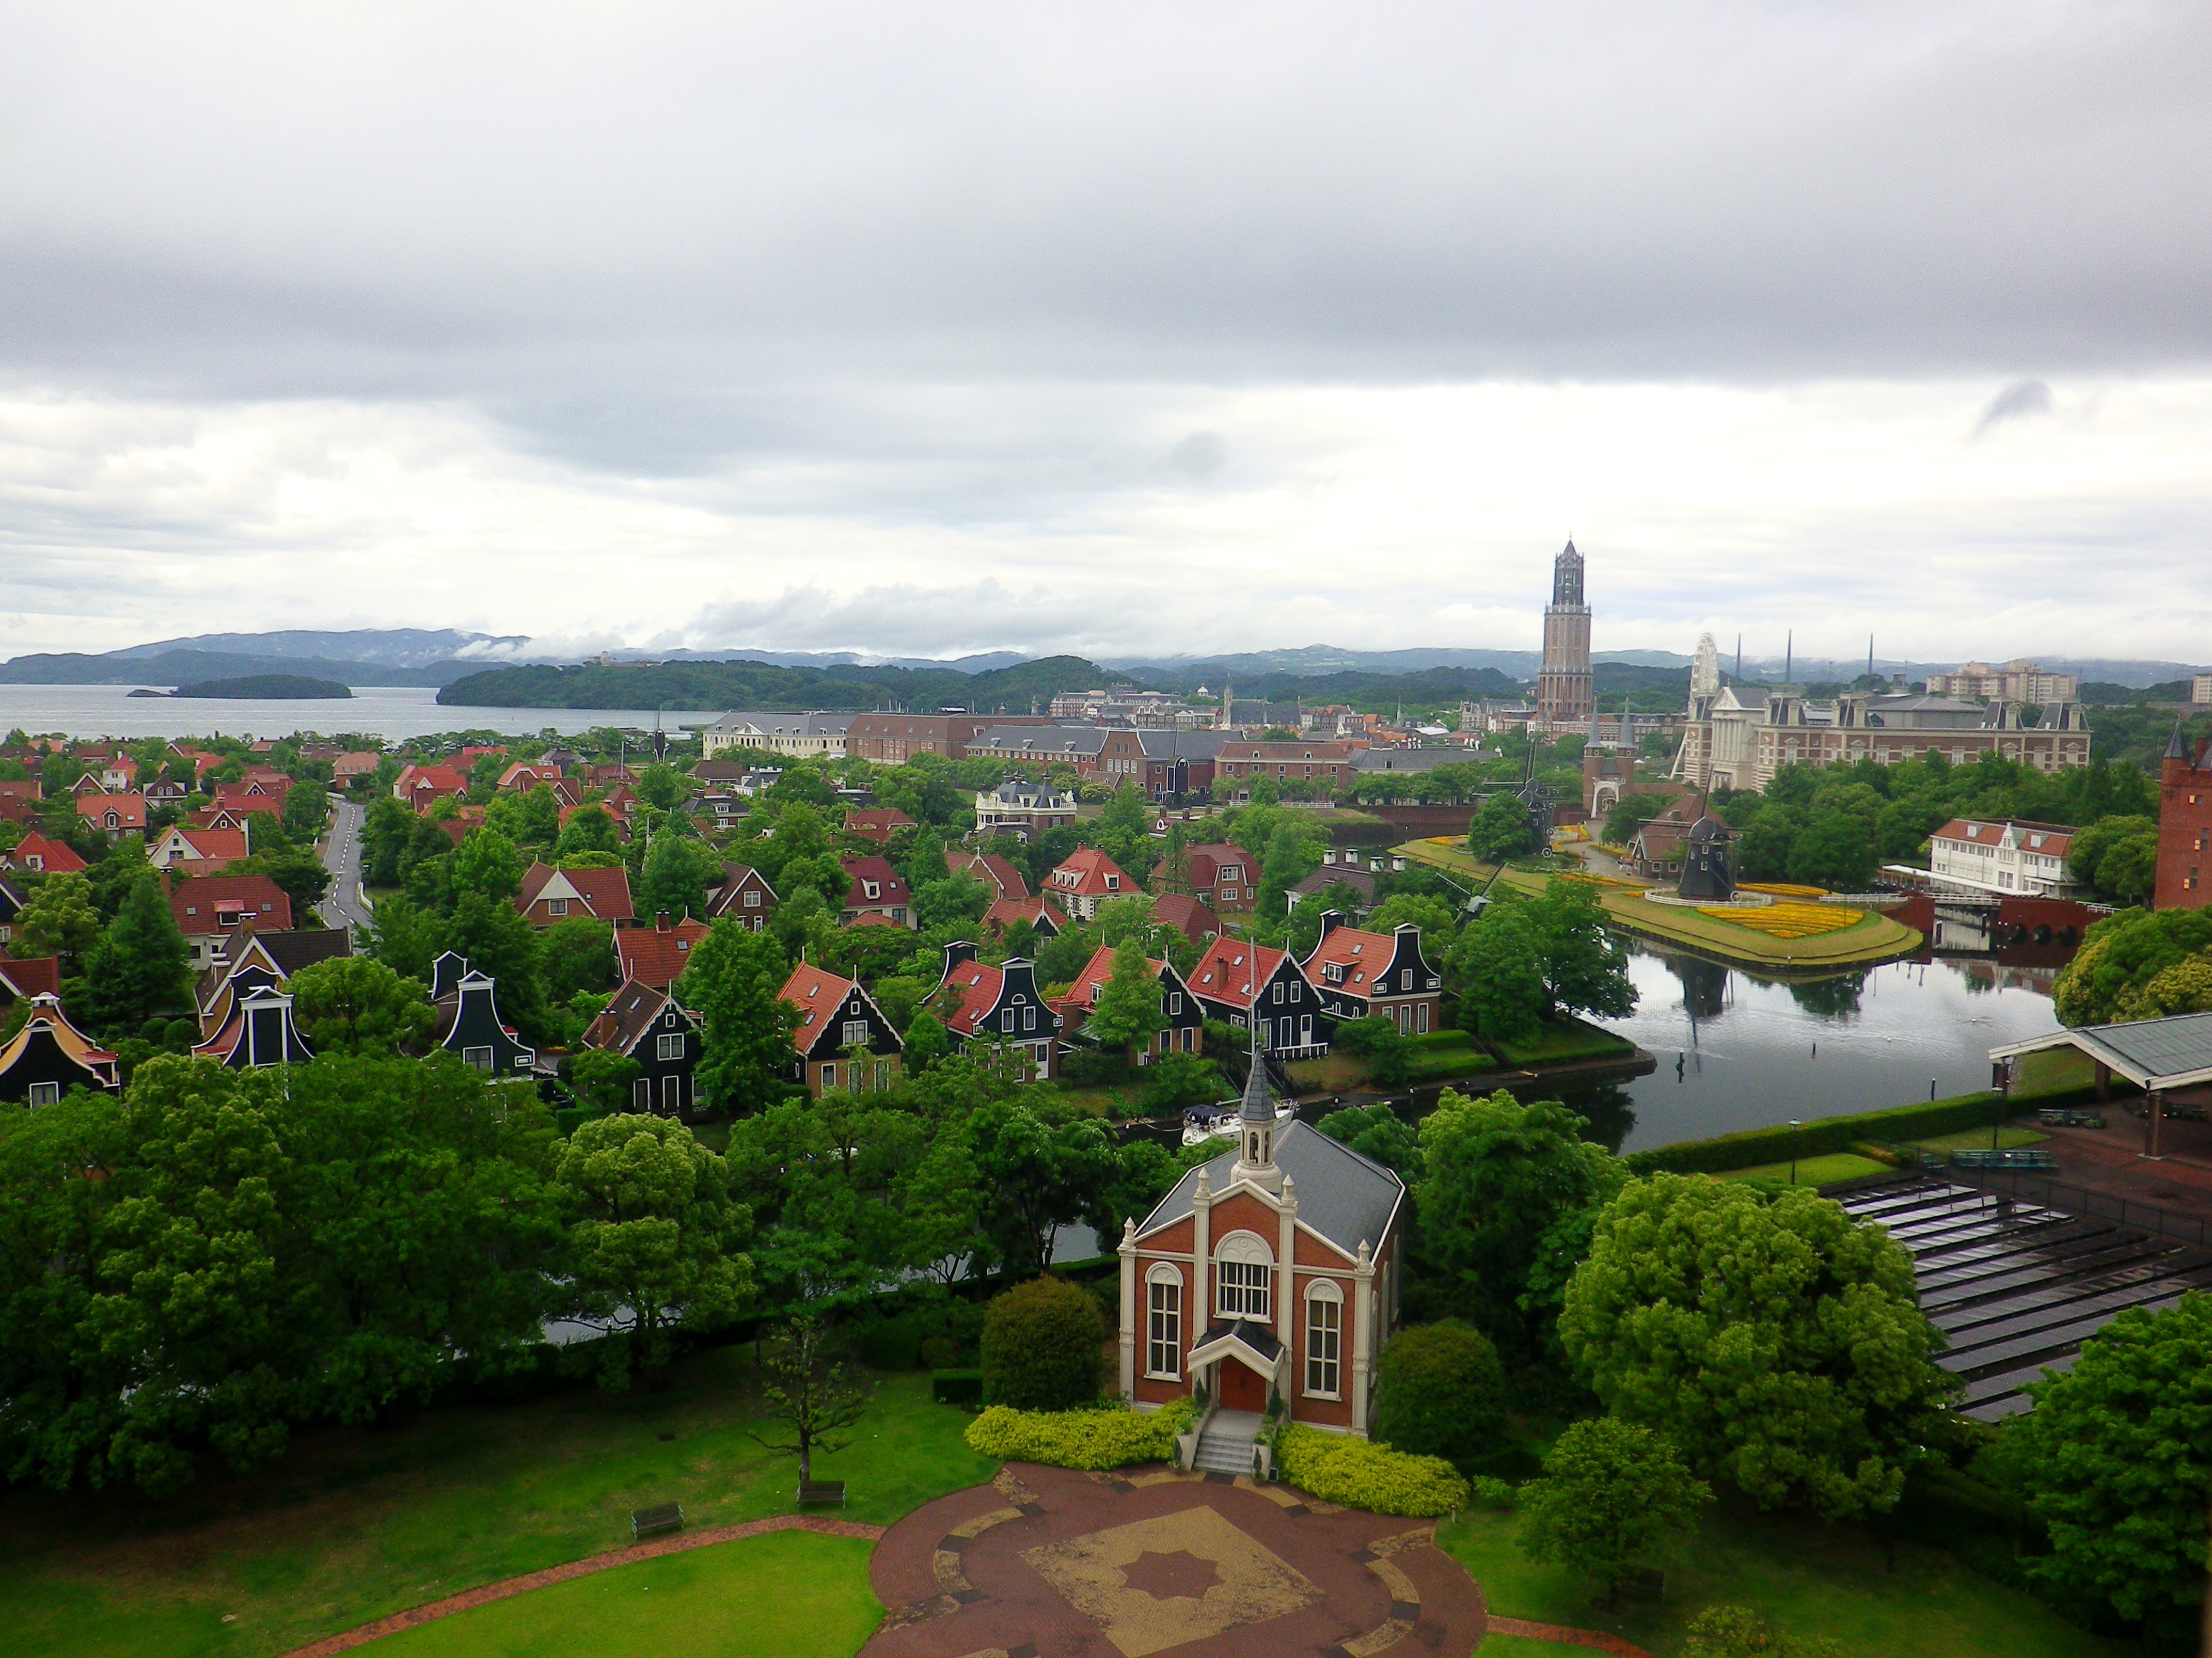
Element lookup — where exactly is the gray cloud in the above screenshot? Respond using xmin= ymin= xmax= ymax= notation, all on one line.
xmin=1974 ymin=378 xmax=2055 ymax=436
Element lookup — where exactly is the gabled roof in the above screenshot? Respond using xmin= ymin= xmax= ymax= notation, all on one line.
xmin=515 ymin=860 xmax=636 ymax=923
xmin=0 ymin=994 xmax=119 ymax=1090
xmin=840 ymin=855 xmax=911 ymax=910
xmin=259 ymin=926 xmax=353 ymax=977
xmin=1932 ymin=818 xmax=2074 ymax=857
xmin=1046 ymin=847 xmax=1135 ymax=898
xmin=5 ymin=833 xmax=86 ymax=874
xmin=780 ymin=962 xmax=878 ymax=1057
xmin=1148 ymin=892 xmax=1222 ymax=944
xmin=934 ymin=959 xmax=1006 ymax=1038
xmin=585 ymin=979 xmax=700 ymax=1056
xmin=169 ymin=875 xmax=293 ymax=935
xmin=193 ymin=989 xmax=315 ymax=1068
xmin=946 ymin=850 xmax=1029 ymax=900
xmin=1188 ymin=937 xmax=1292 ymax=1009
xmin=75 ymin=792 xmax=147 ymax=828
xmin=1183 ymin=843 xmax=1252 ymax=882
xmin=615 ymin=917 xmax=710 ymax=987
xmin=983 ymin=895 xmax=1066 ymax=935
xmin=845 ymin=910 xmax=905 ymax=929
xmin=1137 ymin=1120 xmax=1403 ymax=1260
xmin=1992 ymin=1011 xmax=2212 ymax=1092
xmin=843 ymin=807 xmax=915 ymax=842
xmin=155 ymin=826 xmax=251 ymax=863
xmin=0 ymin=956 xmax=61 ymax=1001
xmin=1300 ymin=921 xmax=1428 ymax=997
xmin=1053 ymin=945 xmax=1183 ymax=1024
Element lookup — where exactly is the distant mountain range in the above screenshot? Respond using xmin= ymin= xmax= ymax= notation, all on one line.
xmin=2 ymin=628 xmax=2201 ymax=693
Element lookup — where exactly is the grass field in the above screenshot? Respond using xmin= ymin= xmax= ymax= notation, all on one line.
xmin=1437 ymin=1491 xmax=2127 ymax=1658
xmin=0 ymin=1351 xmax=992 ymax=1658
xmin=1717 ymin=1152 xmax=1893 ymax=1187
xmin=1493 ymin=1016 xmax=1638 ymax=1068
xmin=371 ymin=1528 xmax=880 ymax=1658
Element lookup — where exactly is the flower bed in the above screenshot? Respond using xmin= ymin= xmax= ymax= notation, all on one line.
xmin=963 ymin=1399 xmax=1194 ymax=1470
xmin=1737 ymin=881 xmax=1831 ymax=898
xmin=1272 ymin=1424 xmax=1470 ymax=1517
xmin=1699 ymin=902 xmax=1862 ymax=939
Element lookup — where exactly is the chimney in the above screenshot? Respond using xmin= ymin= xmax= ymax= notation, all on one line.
xmin=656 ymin=911 xmax=672 ymax=932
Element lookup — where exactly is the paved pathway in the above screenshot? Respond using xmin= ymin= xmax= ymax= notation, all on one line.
xmin=277 ymin=1514 xmax=884 ymax=1656
xmin=315 ymin=795 xmax=374 ymax=936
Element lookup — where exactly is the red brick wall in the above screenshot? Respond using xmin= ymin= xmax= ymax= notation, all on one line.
xmin=2157 ymin=753 xmax=2212 ymax=910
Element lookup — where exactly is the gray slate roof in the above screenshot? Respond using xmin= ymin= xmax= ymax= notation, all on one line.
xmin=1993 ymin=1009 xmax=2212 ymax=1088
xmin=1135 ymin=1119 xmax=1402 ymax=1258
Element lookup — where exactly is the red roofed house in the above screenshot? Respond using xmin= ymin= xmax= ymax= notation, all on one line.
xmin=0 ymin=955 xmax=60 ymax=1005
xmin=1053 ymin=944 xmax=1205 ymax=1060
xmin=1297 ymin=914 xmax=1443 ymax=1036
xmin=92 ymin=755 xmax=140 ymax=792
xmin=332 ymin=752 xmax=383 ymax=786
xmin=704 ymin=863 xmax=778 ymax=930
xmin=169 ymin=874 xmax=294 ymax=969
xmin=4 ymin=833 xmax=87 ymax=875
xmin=149 ymin=824 xmax=252 ymax=873
xmin=0 ymin=993 xmax=120 ymax=1105
xmin=615 ymin=913 xmax=710 ymax=988
xmin=946 ymin=849 xmax=1029 ymax=901
xmin=515 ymin=861 xmax=637 ymax=927
xmin=1149 ymin=892 xmax=1223 ymax=948
xmin=839 ymin=855 xmax=914 ymax=928
xmin=0 ymin=779 xmax=41 ymax=806
xmin=925 ymin=943 xmax=1061 ymax=1079
xmin=1188 ymin=936 xmax=1330 ymax=1058
xmin=983 ymin=895 xmax=1068 ymax=938
xmin=1184 ymin=844 xmax=1257 ymax=912
xmin=843 ymin=807 xmax=915 ymax=845
xmin=780 ymin=962 xmax=904 ymax=1095
xmin=1045 ymin=847 xmax=1138 ymax=922
xmin=583 ymin=980 xmax=705 ymax=1118
xmin=499 ymin=761 xmax=564 ymax=792
xmin=395 ymin=764 xmax=469 ymax=813
xmin=1929 ymin=818 xmax=2077 ymax=898
xmin=75 ymin=792 xmax=148 ymax=834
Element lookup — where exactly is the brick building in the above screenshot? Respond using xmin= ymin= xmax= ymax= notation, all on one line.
xmin=1213 ymin=742 xmax=1355 ymax=800
xmin=844 ymin=713 xmax=1051 ymax=763
xmin=2156 ymin=730 xmax=2212 ymax=908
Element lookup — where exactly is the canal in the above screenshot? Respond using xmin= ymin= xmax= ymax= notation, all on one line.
xmin=1554 ymin=944 xmax=2066 ymax=1155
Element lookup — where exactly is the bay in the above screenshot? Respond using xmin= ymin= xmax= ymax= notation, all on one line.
xmin=0 ymin=684 xmax=726 ymax=744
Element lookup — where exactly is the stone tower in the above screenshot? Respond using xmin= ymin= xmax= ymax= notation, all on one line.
xmin=1536 ymin=540 xmax=1593 ymax=730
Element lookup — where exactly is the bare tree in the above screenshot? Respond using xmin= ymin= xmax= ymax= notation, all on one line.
xmin=748 ymin=1315 xmax=870 ymax=1486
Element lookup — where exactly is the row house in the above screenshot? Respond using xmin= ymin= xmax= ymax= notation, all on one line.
xmin=168 ymin=874 xmax=294 ymax=970
xmin=704 ymin=862 xmax=779 ymax=929
xmin=781 ymin=962 xmax=904 ymax=1095
xmin=1045 ymin=847 xmax=1137 ymax=921
xmin=1084 ymin=728 xmax=1222 ymax=801
xmin=845 ymin=713 xmax=1051 ymax=764
xmin=1053 ymin=945 xmax=1206 ymax=1061
xmin=616 ymin=914 xmax=710 ymax=987
xmin=969 ymin=724 xmax=1103 ymax=767
xmin=515 ymin=862 xmax=637 ymax=927
xmin=1189 ymin=937 xmax=1332 ymax=1059
xmin=840 ymin=856 xmax=914 ymax=927
xmin=1214 ymin=741 xmax=1356 ymax=800
xmin=1298 ymin=915 xmax=1443 ymax=1035
xmin=927 ymin=945 xmax=1060 ymax=1079
xmin=973 ymin=780 xmax=1078 ymax=841
xmin=1120 ymin=1041 xmax=1404 ymax=1435
xmin=583 ymin=981 xmax=705 ymax=1118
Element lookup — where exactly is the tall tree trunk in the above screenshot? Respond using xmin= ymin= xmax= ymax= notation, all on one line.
xmin=797 ymin=1433 xmax=812 ymax=1485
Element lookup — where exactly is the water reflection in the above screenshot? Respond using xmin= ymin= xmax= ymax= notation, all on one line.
xmin=1553 ymin=942 xmax=2064 ymax=1154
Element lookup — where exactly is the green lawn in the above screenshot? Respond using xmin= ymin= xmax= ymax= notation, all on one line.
xmin=1717 ymin=1153 xmax=1893 ymax=1188
xmin=1907 ymin=1125 xmax=2049 ymax=1154
xmin=1437 ymin=1492 xmax=2127 ymax=1658
xmin=372 ymin=1528 xmax=879 ymax=1658
xmin=1493 ymin=1016 xmax=1637 ymax=1068
xmin=0 ymin=1352 xmax=992 ymax=1658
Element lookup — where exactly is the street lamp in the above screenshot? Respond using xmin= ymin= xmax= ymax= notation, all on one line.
xmin=1788 ymin=1118 xmax=1802 ymax=1186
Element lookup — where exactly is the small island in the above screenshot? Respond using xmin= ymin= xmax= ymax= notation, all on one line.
xmin=161 ymin=674 xmax=354 ymax=700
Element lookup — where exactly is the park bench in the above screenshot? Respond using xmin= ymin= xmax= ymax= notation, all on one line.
xmin=2037 ymin=1109 xmax=2106 ymax=1129
xmin=797 ymin=1480 xmax=848 ymax=1507
xmin=1952 ymin=1149 xmax=2059 ymax=1171
xmin=631 ymin=1503 xmax=684 ymax=1541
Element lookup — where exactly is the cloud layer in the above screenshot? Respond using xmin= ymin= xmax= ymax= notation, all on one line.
xmin=0 ymin=3 xmax=2207 ymax=663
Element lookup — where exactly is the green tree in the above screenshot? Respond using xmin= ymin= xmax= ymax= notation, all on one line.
xmin=1786 ymin=811 xmax=1876 ymax=890
xmin=280 ymin=779 xmax=329 ymax=843
xmin=1370 ymin=1321 xmax=1508 ymax=1468
xmin=2002 ymin=1292 xmax=2212 ymax=1635
xmin=1679 ymin=1605 xmax=1843 ymax=1658
xmin=1317 ymin=1099 xmax=1419 ymax=1177
xmin=1516 ymin=1417 xmax=1712 ymax=1611
xmin=450 ymin=827 xmax=524 ymax=905
xmin=1415 ymin=1088 xmax=1625 ymax=1362
xmin=635 ymin=762 xmax=691 ymax=813
xmin=554 ymin=802 xmax=620 ymax=860
xmin=1561 ymin=1175 xmax=1955 ymax=1518
xmin=639 ymin=830 xmax=716 ymax=921
xmin=913 ymin=872 xmax=991 ymax=932
xmin=1256 ymin=820 xmax=1323 ymax=917
xmin=748 ymin=1314 xmax=869 ymax=1484
xmin=1085 ymin=937 xmax=1166 ymax=1061
xmin=2067 ymin=815 xmax=2161 ymax=907
xmin=1450 ymin=904 xmax=1550 ymax=1046
xmin=366 ymin=892 xmax=446 ymax=984
xmin=901 ymin=1009 xmax=951 ymax=1074
xmin=1527 ymin=880 xmax=1637 ymax=1022
xmin=286 ymin=956 xmax=437 ymax=1055
xmin=552 ymin=1113 xmax=753 ymax=1388
xmin=443 ymin=891 xmax=552 ymax=1041
xmin=2052 ymin=906 xmax=2212 ymax=1026
xmin=232 ymin=847 xmax=333 ymax=913
xmin=14 ymin=871 xmax=103 ymax=971
xmin=81 ymin=874 xmax=192 ymax=1037
xmin=961 ymin=1088 xmax=1119 ymax=1276
xmin=678 ymin=919 xmax=795 ymax=1115
xmin=979 ymin=1275 xmax=1105 ymax=1409
xmin=1467 ymin=792 xmax=1534 ymax=863
xmin=562 ymin=1049 xmax=640 ymax=1122
xmin=542 ymin=916 xmax=619 ymax=1002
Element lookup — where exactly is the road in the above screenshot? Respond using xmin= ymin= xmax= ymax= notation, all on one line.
xmin=317 ymin=794 xmax=375 ymax=936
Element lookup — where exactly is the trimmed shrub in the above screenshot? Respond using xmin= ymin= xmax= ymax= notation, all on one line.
xmin=1273 ymin=1423 xmax=1470 ymax=1517
xmin=980 ymin=1276 xmax=1107 ymax=1410
xmin=964 ymin=1399 xmax=1194 ymax=1469
xmin=1623 ymin=1083 xmax=2100 ymax=1176
xmin=1370 ymin=1321 xmax=1508 ymax=1470
xmin=931 ymin=1369 xmax=985 ymax=1407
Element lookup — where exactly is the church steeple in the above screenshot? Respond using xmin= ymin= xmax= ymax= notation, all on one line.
xmin=1230 ymin=1019 xmax=1284 ymax=1193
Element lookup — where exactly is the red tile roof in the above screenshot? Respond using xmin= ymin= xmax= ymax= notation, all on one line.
xmin=1188 ymin=936 xmax=1288 ymax=1009
xmin=75 ymin=792 xmax=148 ymax=830
xmin=1052 ymin=944 xmax=1174 ymax=1023
xmin=1149 ymin=892 xmax=1222 ymax=944
xmin=1301 ymin=922 xmax=1403 ymax=995
xmin=843 ymin=807 xmax=916 ymax=843
xmin=1046 ymin=846 xmax=1136 ymax=899
xmin=983 ymin=895 xmax=1068 ymax=933
xmin=841 ymin=855 xmax=911 ymax=911
xmin=935 ymin=959 xmax=1006 ymax=1037
xmin=947 ymin=850 xmax=1029 ymax=900
xmin=0 ymin=956 xmax=61 ymax=1000
xmin=615 ymin=916 xmax=710 ymax=987
xmin=155 ymin=827 xmax=250 ymax=865
xmin=780 ymin=962 xmax=865 ymax=1056
xmin=169 ymin=875 xmax=293 ymax=936
xmin=5 ymin=833 xmax=87 ymax=874
xmin=515 ymin=861 xmax=637 ymax=923
xmin=844 ymin=910 xmax=905 ymax=929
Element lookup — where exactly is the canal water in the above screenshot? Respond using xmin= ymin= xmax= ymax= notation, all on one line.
xmin=0 ymin=684 xmax=724 ymax=743
xmin=1556 ymin=944 xmax=2066 ymax=1155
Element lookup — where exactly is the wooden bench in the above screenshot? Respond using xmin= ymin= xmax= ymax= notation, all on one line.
xmin=1952 ymin=1149 xmax=2058 ymax=1171
xmin=2039 ymin=1109 xmax=2106 ymax=1129
xmin=631 ymin=1503 xmax=684 ymax=1541
xmin=797 ymin=1480 xmax=847 ymax=1507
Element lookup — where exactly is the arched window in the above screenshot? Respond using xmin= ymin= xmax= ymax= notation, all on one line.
xmin=1304 ymin=1279 xmax=1343 ymax=1397
xmin=1215 ymin=1232 xmax=1273 ymax=1321
xmin=1145 ymin=1264 xmax=1183 ymax=1379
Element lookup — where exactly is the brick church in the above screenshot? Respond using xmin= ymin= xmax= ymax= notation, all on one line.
xmin=1117 ymin=1031 xmax=1404 ymax=1439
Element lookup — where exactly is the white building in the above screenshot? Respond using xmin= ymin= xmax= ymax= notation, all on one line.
xmin=1678 ymin=689 xmax=2091 ymax=792
xmin=1924 ymin=660 xmax=2079 ymax=704
xmin=701 ymin=711 xmax=855 ymax=760
xmin=1927 ymin=818 xmax=2076 ymax=896
xmin=2191 ymin=674 xmax=2212 ymax=706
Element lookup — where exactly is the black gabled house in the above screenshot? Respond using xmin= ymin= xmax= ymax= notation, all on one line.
xmin=434 ymin=969 xmax=539 ymax=1076
xmin=0 ymin=994 xmax=120 ymax=1106
xmin=583 ymin=980 xmax=704 ymax=1119
xmin=193 ymin=988 xmax=317 ymax=1069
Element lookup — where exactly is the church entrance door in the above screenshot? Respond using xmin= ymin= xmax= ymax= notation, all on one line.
xmin=1218 ymin=1357 xmax=1269 ymax=1412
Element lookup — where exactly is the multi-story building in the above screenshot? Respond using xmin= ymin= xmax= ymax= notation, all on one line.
xmin=843 ymin=713 xmax=1051 ymax=763
xmin=1045 ymin=847 xmax=1139 ymax=921
xmin=700 ymin=711 xmax=855 ymax=760
xmin=2156 ymin=730 xmax=2212 ymax=908
xmin=2192 ymin=675 xmax=2212 ymax=706
xmin=1536 ymin=540 xmax=1593 ymax=731
xmin=1927 ymin=819 xmax=2077 ymax=897
xmin=1925 ymin=660 xmax=2080 ymax=704
xmin=1298 ymin=914 xmax=1444 ymax=1035
xmin=1048 ymin=689 xmax=1192 ymax=726
xmin=1679 ymin=688 xmax=2091 ymax=793
xmin=1213 ymin=741 xmax=1355 ymax=800
xmin=1087 ymin=727 xmax=1222 ymax=800
xmin=973 ymin=780 xmax=1078 ymax=841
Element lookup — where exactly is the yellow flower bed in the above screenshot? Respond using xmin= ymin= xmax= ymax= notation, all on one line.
xmin=1736 ymin=881 xmax=1830 ymax=899
xmin=1564 ymin=870 xmax=1637 ymax=889
xmin=1427 ymin=836 xmax=1462 ymax=846
xmin=1699 ymin=902 xmax=1862 ymax=938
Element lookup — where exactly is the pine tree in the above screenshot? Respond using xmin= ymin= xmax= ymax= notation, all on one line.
xmin=82 ymin=874 xmax=192 ymax=1037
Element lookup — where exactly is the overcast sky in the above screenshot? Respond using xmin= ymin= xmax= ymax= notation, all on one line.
xmin=2 ymin=2 xmax=2208 ymax=664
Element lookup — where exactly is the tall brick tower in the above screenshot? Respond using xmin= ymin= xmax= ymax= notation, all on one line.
xmin=1536 ymin=540 xmax=1593 ymax=731
xmin=2155 ymin=724 xmax=2212 ymax=908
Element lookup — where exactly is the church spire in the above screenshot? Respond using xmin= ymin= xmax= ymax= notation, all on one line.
xmin=1230 ymin=1018 xmax=1284 ymax=1192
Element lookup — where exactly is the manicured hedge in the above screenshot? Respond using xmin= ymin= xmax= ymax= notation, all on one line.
xmin=1624 ymin=1083 xmax=2100 ymax=1176
xmin=1405 ymin=1029 xmax=1475 ymax=1051
xmin=1273 ymin=1424 xmax=1470 ymax=1517
xmin=963 ymin=1399 xmax=1194 ymax=1470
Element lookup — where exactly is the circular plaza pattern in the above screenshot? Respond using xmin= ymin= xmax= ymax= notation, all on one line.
xmin=860 ymin=1461 xmax=1489 ymax=1658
